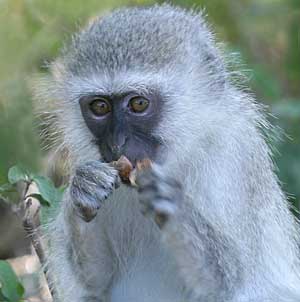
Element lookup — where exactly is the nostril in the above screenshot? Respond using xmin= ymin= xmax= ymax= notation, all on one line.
xmin=111 ymin=144 xmax=121 ymax=154
xmin=112 ymin=135 xmax=128 ymax=151
xmin=107 ymin=133 xmax=128 ymax=159
xmin=108 ymin=143 xmax=124 ymax=161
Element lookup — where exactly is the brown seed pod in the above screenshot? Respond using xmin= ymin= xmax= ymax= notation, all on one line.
xmin=129 ymin=158 xmax=152 ymax=186
xmin=111 ymin=156 xmax=152 ymax=186
xmin=111 ymin=155 xmax=133 ymax=183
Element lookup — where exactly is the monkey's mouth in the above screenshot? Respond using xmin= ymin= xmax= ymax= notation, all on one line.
xmin=102 ymin=154 xmax=142 ymax=169
xmin=99 ymin=147 xmax=139 ymax=168
xmin=97 ymin=143 xmax=153 ymax=168
xmin=93 ymin=135 xmax=163 ymax=167
xmin=111 ymin=156 xmax=152 ymax=186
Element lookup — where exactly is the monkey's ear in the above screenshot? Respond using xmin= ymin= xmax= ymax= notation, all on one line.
xmin=30 ymin=59 xmax=66 ymax=153
xmin=31 ymin=58 xmax=67 ymax=107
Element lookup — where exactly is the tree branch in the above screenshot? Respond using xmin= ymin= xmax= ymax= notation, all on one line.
xmin=21 ymin=182 xmax=56 ymax=301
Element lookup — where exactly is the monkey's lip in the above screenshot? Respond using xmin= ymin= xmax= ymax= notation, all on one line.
xmin=103 ymin=156 xmax=136 ymax=168
xmin=113 ymin=155 xmax=138 ymax=169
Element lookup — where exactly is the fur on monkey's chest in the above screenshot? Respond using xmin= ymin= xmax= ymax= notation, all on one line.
xmin=109 ymin=251 xmax=186 ymax=302
xmin=99 ymin=186 xmax=186 ymax=302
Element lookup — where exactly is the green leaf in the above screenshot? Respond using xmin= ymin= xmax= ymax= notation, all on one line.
xmin=32 ymin=175 xmax=64 ymax=206
xmin=0 ymin=260 xmax=24 ymax=302
xmin=0 ymin=290 xmax=7 ymax=301
xmin=26 ymin=193 xmax=51 ymax=207
xmin=8 ymin=166 xmax=30 ymax=185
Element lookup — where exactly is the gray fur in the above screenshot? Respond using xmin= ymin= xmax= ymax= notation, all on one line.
xmin=40 ymin=4 xmax=300 ymax=302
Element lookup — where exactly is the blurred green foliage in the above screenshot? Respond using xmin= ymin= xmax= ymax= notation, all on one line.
xmin=0 ymin=0 xmax=299 ymax=206
xmin=0 ymin=260 xmax=24 ymax=301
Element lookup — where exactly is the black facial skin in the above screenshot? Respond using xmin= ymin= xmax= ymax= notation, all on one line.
xmin=79 ymin=91 xmax=164 ymax=165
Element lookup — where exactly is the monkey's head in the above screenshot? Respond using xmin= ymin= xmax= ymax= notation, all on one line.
xmin=48 ymin=5 xmax=228 ymax=169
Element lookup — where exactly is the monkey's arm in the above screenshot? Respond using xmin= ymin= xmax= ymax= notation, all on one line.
xmin=48 ymin=161 xmax=120 ymax=302
xmin=137 ymin=165 xmax=242 ymax=301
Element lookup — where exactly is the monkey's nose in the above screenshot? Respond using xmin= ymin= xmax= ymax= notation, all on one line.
xmin=107 ymin=130 xmax=128 ymax=160
xmin=109 ymin=142 xmax=126 ymax=160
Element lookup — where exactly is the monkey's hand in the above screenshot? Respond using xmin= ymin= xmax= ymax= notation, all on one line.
xmin=70 ymin=161 xmax=120 ymax=222
xmin=137 ymin=165 xmax=182 ymax=228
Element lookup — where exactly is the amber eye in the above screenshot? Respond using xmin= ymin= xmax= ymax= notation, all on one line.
xmin=89 ymin=98 xmax=111 ymax=116
xmin=129 ymin=97 xmax=149 ymax=113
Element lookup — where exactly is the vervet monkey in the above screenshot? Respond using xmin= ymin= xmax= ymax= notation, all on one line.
xmin=42 ymin=4 xmax=300 ymax=302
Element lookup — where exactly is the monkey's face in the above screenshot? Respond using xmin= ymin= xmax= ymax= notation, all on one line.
xmin=79 ymin=90 xmax=163 ymax=165
xmin=51 ymin=5 xmax=225 ymax=168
